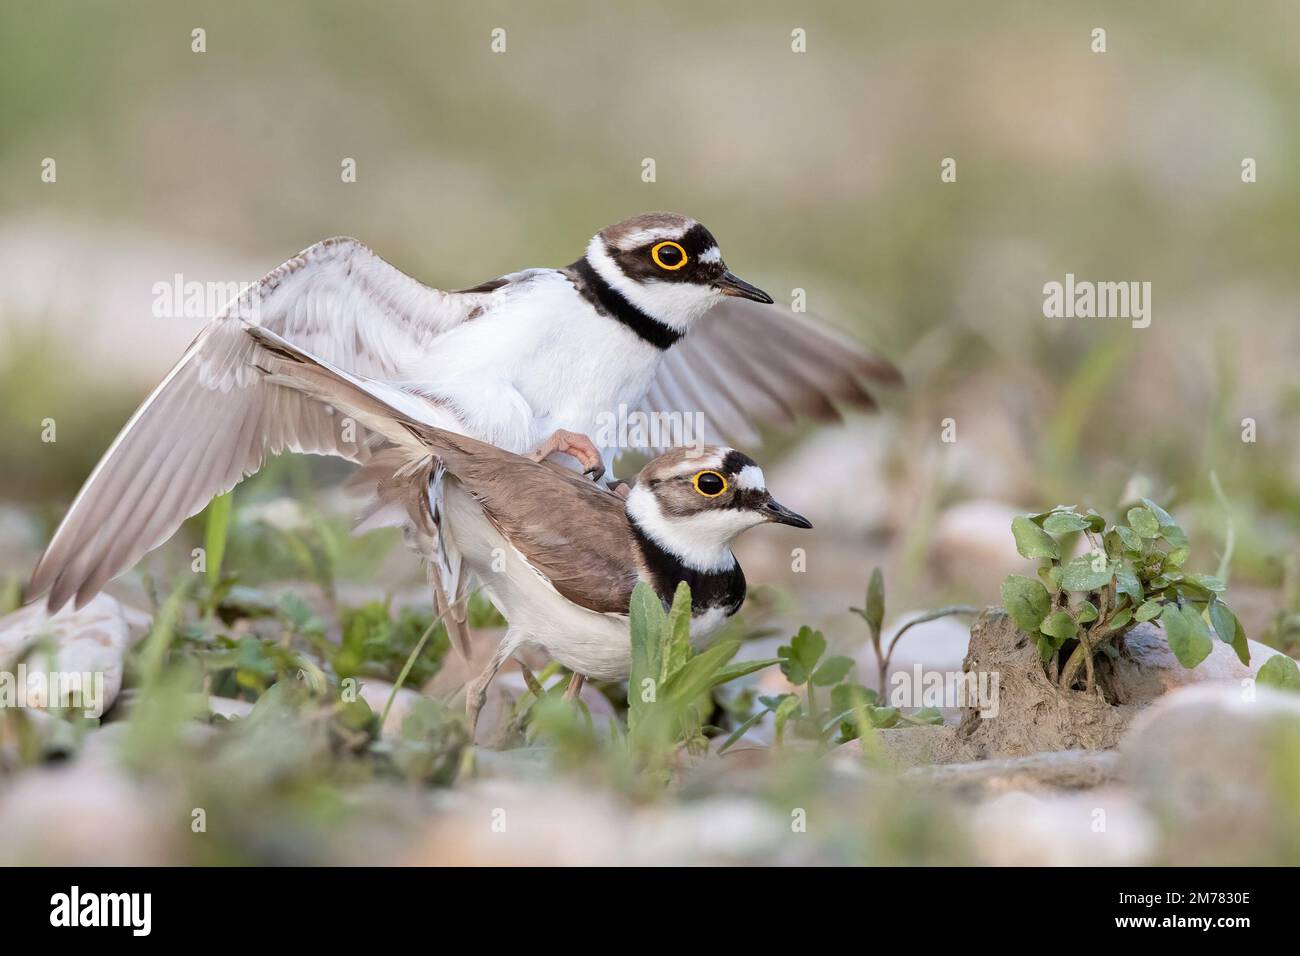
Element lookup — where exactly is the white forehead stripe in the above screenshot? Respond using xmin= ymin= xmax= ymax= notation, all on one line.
xmin=618 ymin=224 xmax=696 ymax=247
xmin=698 ymin=246 xmax=722 ymax=264
xmin=733 ymin=464 xmax=766 ymax=490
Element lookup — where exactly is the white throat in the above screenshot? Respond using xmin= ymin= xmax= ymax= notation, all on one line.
xmin=585 ymin=237 xmax=720 ymax=331
xmin=627 ymin=484 xmax=762 ymax=573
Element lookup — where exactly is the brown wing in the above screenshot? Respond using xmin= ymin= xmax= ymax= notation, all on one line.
xmin=641 ymin=297 xmax=902 ymax=448
xmin=249 ymin=328 xmax=641 ymax=614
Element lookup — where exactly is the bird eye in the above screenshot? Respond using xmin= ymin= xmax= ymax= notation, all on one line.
xmin=692 ymin=470 xmax=727 ymax=497
xmin=651 ymin=240 xmax=688 ymax=271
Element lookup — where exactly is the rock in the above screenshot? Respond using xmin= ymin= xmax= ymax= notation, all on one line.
xmin=0 ymin=595 xmax=151 ymax=719
xmin=208 ymin=696 xmax=254 ymax=720
xmin=356 ymin=678 xmax=426 ymax=737
xmin=905 ymin=748 xmax=1120 ymax=794
xmin=969 ymin=788 xmax=1156 ymax=866
xmin=0 ymin=760 xmax=177 ymax=865
xmin=1118 ymin=682 xmax=1300 ymax=864
xmin=1106 ymin=624 xmax=1277 ymax=702
xmin=402 ymin=780 xmax=786 ymax=865
xmin=838 ymin=724 xmax=979 ymax=769
xmin=931 ymin=499 xmax=1038 ymax=599
xmin=764 ymin=420 xmax=896 ymax=536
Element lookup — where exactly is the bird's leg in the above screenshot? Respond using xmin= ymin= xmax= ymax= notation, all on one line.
xmin=466 ymin=633 xmax=519 ymax=738
xmin=564 ymin=673 xmax=586 ymax=701
xmin=527 ymin=429 xmax=605 ymax=481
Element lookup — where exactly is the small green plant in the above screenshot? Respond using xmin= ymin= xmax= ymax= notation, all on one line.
xmin=625 ymin=581 xmax=776 ymax=761
xmin=720 ymin=617 xmax=945 ymax=755
xmin=1000 ymin=499 xmax=1249 ymax=696
xmin=851 ymin=567 xmax=979 ymax=693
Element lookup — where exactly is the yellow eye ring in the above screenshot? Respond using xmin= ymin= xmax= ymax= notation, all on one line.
xmin=651 ymin=240 xmax=688 ymax=271
xmin=692 ymin=470 xmax=728 ymax=497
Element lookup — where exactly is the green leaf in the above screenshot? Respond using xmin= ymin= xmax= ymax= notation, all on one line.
xmin=1042 ymin=511 xmax=1090 ymax=534
xmin=1165 ymin=547 xmax=1190 ymax=569
xmin=629 ymin=582 xmax=666 ymax=684
xmin=710 ymin=657 xmax=781 ymax=689
xmin=1060 ymin=553 xmax=1114 ymax=592
xmin=865 ymin=568 xmax=885 ymax=638
xmin=1140 ymin=497 xmax=1177 ymax=528
xmin=772 ymin=694 xmax=802 ymax=743
xmin=1231 ymin=628 xmax=1250 ymax=667
xmin=1257 ymin=654 xmax=1300 ymax=692
xmin=1076 ymin=600 xmax=1098 ymax=624
xmin=1083 ymin=510 xmax=1107 ymax=533
xmin=1162 ymin=604 xmax=1212 ymax=669
xmin=1038 ymin=564 xmax=1064 ymax=593
xmin=830 ymin=683 xmax=878 ymax=714
xmin=661 ymin=582 xmax=692 ymax=685
xmin=204 ymin=492 xmax=233 ymax=588
xmin=1135 ymin=600 xmax=1163 ymax=622
xmin=1107 ymin=607 xmax=1133 ymax=631
xmin=665 ymin=639 xmax=741 ymax=705
xmin=1114 ymin=525 xmax=1143 ymax=552
xmin=1001 ymin=575 xmax=1052 ymax=634
xmin=778 ymin=626 xmax=826 ymax=685
xmin=812 ymin=655 xmax=854 ymax=687
xmin=1127 ymin=507 xmax=1160 ymax=539
xmin=1036 ymin=636 xmax=1056 ymax=662
xmin=1012 ymin=516 xmax=1060 ymax=560
xmin=1186 ymin=573 xmax=1227 ymax=594
xmin=627 ymin=582 xmax=667 ymax=730
xmin=1114 ymin=563 xmax=1144 ymax=605
xmin=1208 ymin=601 xmax=1238 ymax=645
xmin=1160 ymin=524 xmax=1190 ymax=548
xmin=1040 ymin=611 xmax=1077 ymax=642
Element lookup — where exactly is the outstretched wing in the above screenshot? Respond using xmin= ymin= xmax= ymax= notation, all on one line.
xmin=31 ymin=237 xmax=484 ymax=610
xmin=641 ymin=298 xmax=902 ymax=448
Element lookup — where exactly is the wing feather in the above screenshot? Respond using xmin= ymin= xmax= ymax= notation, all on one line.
xmin=640 ymin=298 xmax=901 ymax=451
xmin=33 ymin=237 xmax=481 ymax=609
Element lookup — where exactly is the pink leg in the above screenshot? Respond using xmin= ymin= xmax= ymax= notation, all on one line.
xmin=527 ymin=429 xmax=605 ymax=481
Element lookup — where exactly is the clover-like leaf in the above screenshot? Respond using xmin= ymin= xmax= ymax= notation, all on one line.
xmin=812 ymin=655 xmax=853 ymax=687
xmin=1113 ymin=525 xmax=1143 ymax=552
xmin=1042 ymin=511 xmax=1090 ymax=534
xmin=1257 ymin=654 xmax=1300 ymax=692
xmin=1012 ymin=516 xmax=1060 ymax=560
xmin=1134 ymin=599 xmax=1163 ymax=622
xmin=1001 ymin=575 xmax=1051 ymax=635
xmin=1060 ymin=553 xmax=1114 ymax=592
xmin=1107 ymin=606 xmax=1133 ymax=631
xmin=778 ymin=626 xmax=826 ymax=685
xmin=1127 ymin=507 xmax=1160 ymax=539
xmin=1162 ymin=604 xmax=1212 ymax=669
xmin=1041 ymin=610 xmax=1077 ymax=642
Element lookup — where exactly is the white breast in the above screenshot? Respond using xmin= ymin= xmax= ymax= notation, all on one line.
xmin=442 ymin=483 xmax=634 ymax=680
xmin=403 ymin=270 xmax=662 ymax=464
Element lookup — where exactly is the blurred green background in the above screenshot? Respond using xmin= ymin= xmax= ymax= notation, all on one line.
xmin=2 ymin=0 xmax=1299 ymax=644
